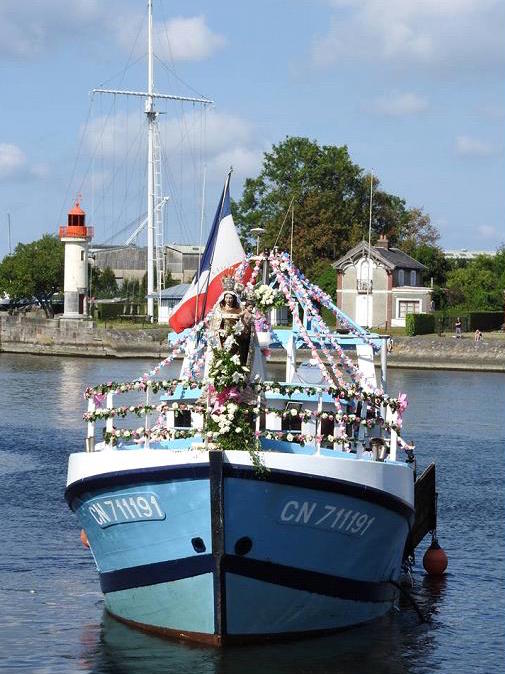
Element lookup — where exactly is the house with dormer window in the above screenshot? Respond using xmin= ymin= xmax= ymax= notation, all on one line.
xmin=332 ymin=235 xmax=432 ymax=328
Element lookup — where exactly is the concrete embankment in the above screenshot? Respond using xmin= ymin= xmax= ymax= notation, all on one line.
xmin=1 ymin=315 xmax=504 ymax=371
xmin=0 ymin=314 xmax=169 ymax=359
xmin=387 ymin=335 xmax=505 ymax=372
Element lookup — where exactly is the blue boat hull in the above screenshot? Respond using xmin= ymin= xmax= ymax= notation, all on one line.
xmin=66 ymin=452 xmax=412 ymax=644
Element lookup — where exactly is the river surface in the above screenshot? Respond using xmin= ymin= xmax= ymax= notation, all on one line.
xmin=0 ymin=353 xmax=503 ymax=674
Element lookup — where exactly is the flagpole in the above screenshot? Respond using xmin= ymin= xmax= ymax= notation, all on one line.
xmin=199 ymin=168 xmax=233 ymax=322
xmin=366 ymin=171 xmax=373 ymax=328
xmin=195 ymin=163 xmax=207 ymax=324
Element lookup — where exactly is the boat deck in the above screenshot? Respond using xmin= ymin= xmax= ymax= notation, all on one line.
xmin=114 ymin=436 xmax=408 ymax=466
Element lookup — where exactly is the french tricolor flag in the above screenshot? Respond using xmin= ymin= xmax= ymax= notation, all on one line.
xmin=168 ymin=175 xmax=250 ymax=333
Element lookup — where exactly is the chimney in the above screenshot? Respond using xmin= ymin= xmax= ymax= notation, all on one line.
xmin=376 ymin=233 xmax=390 ymax=249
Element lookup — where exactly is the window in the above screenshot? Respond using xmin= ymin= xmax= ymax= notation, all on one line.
xmin=281 ymin=402 xmax=302 ymax=432
xmin=81 ymin=250 xmax=85 ymax=261
xmin=320 ymin=416 xmax=334 ymax=437
xmin=398 ymin=300 xmax=420 ymax=318
xmin=410 ymin=270 xmax=416 ymax=286
xmin=397 ymin=269 xmax=405 ymax=286
xmin=174 ymin=410 xmax=192 ymax=428
xmin=273 ymin=306 xmax=289 ymax=326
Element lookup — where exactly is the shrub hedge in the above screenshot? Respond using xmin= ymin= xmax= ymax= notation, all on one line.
xmin=433 ymin=310 xmax=503 ymax=333
xmin=405 ymin=313 xmax=436 ymax=336
xmin=95 ymin=302 xmax=149 ymax=321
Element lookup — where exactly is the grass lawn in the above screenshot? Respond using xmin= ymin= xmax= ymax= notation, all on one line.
xmin=95 ymin=318 xmax=170 ymax=332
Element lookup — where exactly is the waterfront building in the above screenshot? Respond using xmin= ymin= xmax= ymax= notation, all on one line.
xmin=443 ymin=248 xmax=496 ymax=260
xmin=165 ymin=244 xmax=205 ymax=283
xmin=91 ymin=243 xmax=204 ymax=285
xmin=90 ymin=245 xmax=147 ymax=284
xmin=333 ymin=235 xmax=432 ymax=328
xmin=157 ymin=283 xmax=190 ymax=323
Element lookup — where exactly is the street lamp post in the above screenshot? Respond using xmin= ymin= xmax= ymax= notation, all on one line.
xmin=250 ymin=227 xmax=266 ymax=255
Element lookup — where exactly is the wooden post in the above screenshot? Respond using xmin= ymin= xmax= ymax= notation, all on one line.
xmin=86 ymin=398 xmax=95 ymax=452
xmin=255 ymin=393 xmax=261 ymax=441
xmin=356 ymin=401 xmax=367 ymax=458
xmin=106 ymin=392 xmax=114 ymax=449
xmin=315 ymin=392 xmax=323 ymax=455
xmin=380 ymin=337 xmax=388 ymax=393
xmin=389 ymin=410 xmax=398 ymax=461
xmin=144 ymin=387 xmax=150 ymax=449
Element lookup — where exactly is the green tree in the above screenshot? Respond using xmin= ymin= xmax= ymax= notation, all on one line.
xmin=392 ymin=208 xmax=440 ymax=252
xmin=407 ymin=244 xmax=449 ymax=286
xmin=164 ymin=270 xmax=178 ymax=288
xmin=445 ymin=250 xmax=505 ymax=310
xmin=0 ymin=234 xmax=64 ymax=317
xmin=92 ymin=266 xmax=119 ymax=298
xmin=312 ymin=261 xmax=337 ymax=297
xmin=233 ymin=136 xmax=437 ymax=276
xmin=121 ymin=278 xmax=131 ymax=298
xmin=131 ymin=278 xmax=141 ymax=298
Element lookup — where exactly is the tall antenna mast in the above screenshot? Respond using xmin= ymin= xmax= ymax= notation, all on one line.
xmin=92 ymin=0 xmax=213 ymax=321
xmin=366 ymin=171 xmax=373 ymax=328
xmin=146 ymin=0 xmax=155 ymax=320
xmin=7 ymin=213 xmax=12 ymax=254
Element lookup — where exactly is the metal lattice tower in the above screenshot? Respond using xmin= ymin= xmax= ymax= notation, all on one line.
xmin=91 ymin=0 xmax=213 ymax=321
xmin=153 ymin=121 xmax=165 ymax=302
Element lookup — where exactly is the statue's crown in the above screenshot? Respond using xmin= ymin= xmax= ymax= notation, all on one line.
xmin=221 ymin=276 xmax=235 ymax=292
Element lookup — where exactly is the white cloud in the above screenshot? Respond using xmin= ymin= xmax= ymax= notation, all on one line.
xmin=0 ymin=2 xmax=225 ymax=63
xmin=209 ymin=147 xmax=264 ymax=182
xmin=30 ymin=163 xmax=50 ymax=179
xmin=312 ymin=0 xmax=505 ymax=73
xmin=0 ymin=1 xmax=107 ymax=59
xmin=198 ymin=112 xmax=254 ymax=155
xmin=455 ymin=135 xmax=498 ymax=157
xmin=154 ymin=16 xmax=225 ymax=62
xmin=0 ymin=144 xmax=26 ymax=178
xmin=477 ymin=225 xmax=497 ymax=238
xmin=372 ymin=92 xmax=429 ymax=116
xmin=115 ymin=13 xmax=225 ymax=63
xmin=0 ymin=143 xmax=47 ymax=181
xmin=84 ymin=109 xmax=257 ymax=165
xmin=83 ymin=111 xmax=134 ymax=161
xmin=478 ymin=104 xmax=505 ymax=120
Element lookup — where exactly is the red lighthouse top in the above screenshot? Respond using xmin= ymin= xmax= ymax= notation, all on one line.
xmin=69 ymin=200 xmax=85 ymax=217
xmin=59 ymin=197 xmax=93 ymax=240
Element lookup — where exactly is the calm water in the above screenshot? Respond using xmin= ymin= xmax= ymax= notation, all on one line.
xmin=0 ymin=353 xmax=503 ymax=674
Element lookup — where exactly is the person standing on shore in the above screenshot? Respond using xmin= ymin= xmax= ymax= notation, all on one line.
xmin=474 ymin=329 xmax=482 ymax=345
xmin=455 ymin=317 xmax=462 ymax=339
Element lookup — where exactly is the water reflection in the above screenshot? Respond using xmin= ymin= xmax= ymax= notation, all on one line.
xmin=0 ymin=355 xmax=503 ymax=673
xmin=56 ymin=358 xmax=93 ymax=429
xmin=83 ymin=602 xmax=446 ymax=674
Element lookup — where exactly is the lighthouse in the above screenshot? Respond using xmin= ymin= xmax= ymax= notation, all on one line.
xmin=59 ymin=199 xmax=93 ymax=318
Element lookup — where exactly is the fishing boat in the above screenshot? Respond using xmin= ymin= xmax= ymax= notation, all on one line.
xmin=66 ymin=217 xmax=438 ymax=643
xmin=65 ymin=0 xmax=437 ymax=646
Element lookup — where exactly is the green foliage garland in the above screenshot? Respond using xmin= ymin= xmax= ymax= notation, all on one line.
xmin=206 ymin=337 xmax=266 ymax=474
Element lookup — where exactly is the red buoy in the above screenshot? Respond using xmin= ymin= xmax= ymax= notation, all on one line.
xmin=423 ymin=537 xmax=448 ymax=575
xmin=80 ymin=529 xmax=90 ymax=548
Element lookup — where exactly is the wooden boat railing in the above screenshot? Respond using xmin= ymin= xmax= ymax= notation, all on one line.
xmin=84 ymin=384 xmax=399 ymax=462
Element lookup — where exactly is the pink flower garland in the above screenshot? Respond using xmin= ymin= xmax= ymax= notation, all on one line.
xmin=278 ymin=253 xmax=382 ymax=393
xmin=269 ymin=254 xmax=333 ymax=387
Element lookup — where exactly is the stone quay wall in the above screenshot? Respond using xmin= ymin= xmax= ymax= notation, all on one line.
xmin=1 ymin=315 xmax=504 ymax=371
xmin=386 ymin=335 xmax=505 ymax=372
xmin=0 ymin=314 xmax=169 ymax=359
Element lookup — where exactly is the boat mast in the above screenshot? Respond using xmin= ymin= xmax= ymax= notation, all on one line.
xmin=92 ymin=0 xmax=213 ymax=322
xmin=366 ymin=171 xmax=373 ymax=328
xmin=146 ymin=0 xmax=155 ymax=320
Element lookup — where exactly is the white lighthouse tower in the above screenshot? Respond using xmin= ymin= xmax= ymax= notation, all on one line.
xmin=59 ymin=199 xmax=93 ymax=318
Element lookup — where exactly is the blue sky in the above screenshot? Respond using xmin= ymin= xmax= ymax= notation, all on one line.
xmin=0 ymin=0 xmax=503 ymax=258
